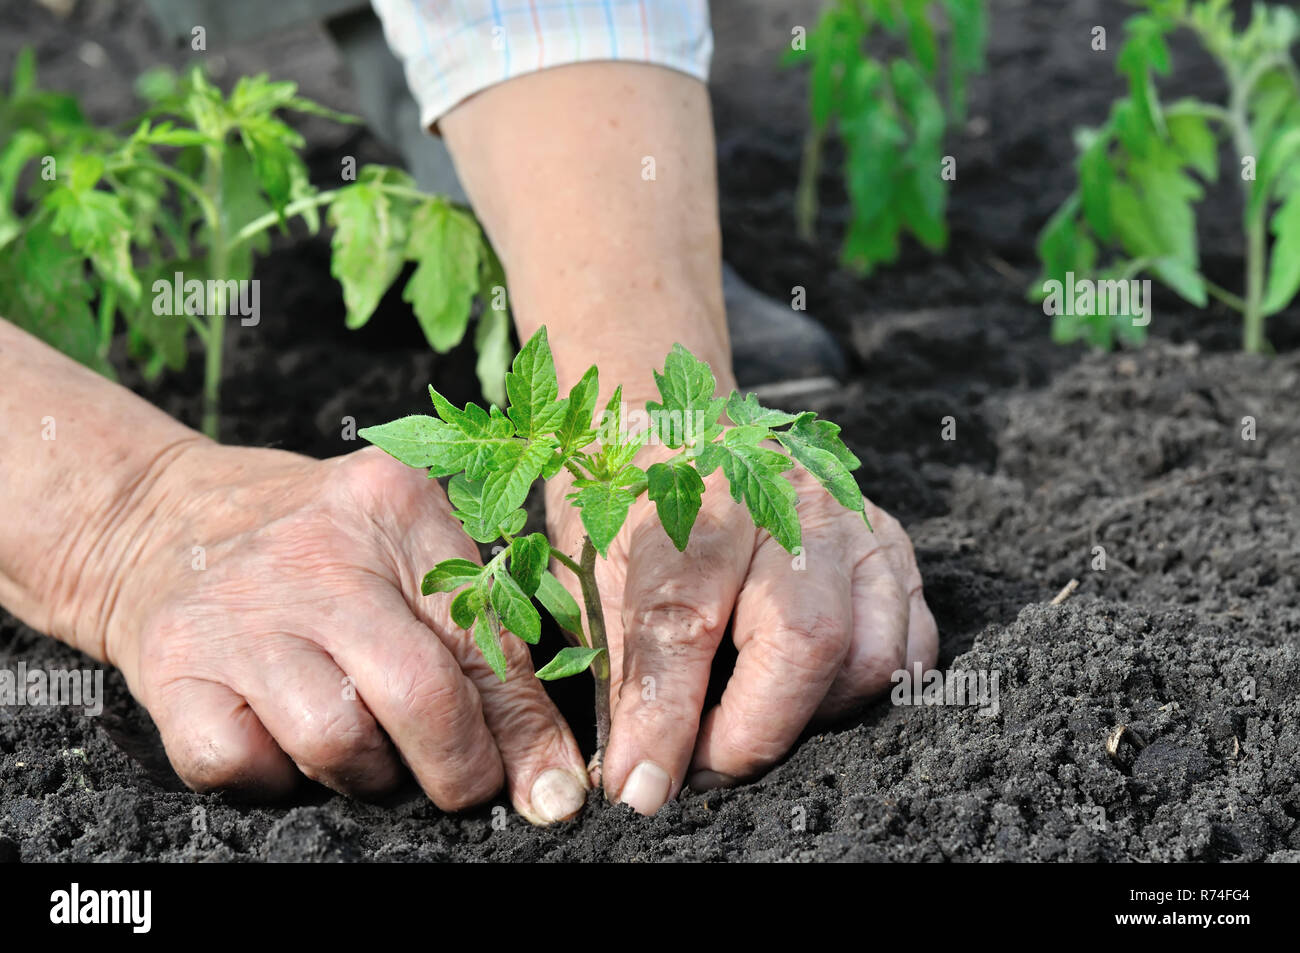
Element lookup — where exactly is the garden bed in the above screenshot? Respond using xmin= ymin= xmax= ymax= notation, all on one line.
xmin=1 ymin=0 xmax=1297 ymax=861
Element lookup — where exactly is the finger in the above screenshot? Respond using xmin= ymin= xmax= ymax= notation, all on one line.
xmin=816 ymin=511 xmax=933 ymax=718
xmin=414 ymin=592 xmax=590 ymax=826
xmin=688 ymin=534 xmax=853 ymax=787
xmin=321 ymin=591 xmax=505 ymax=812
xmin=149 ymin=676 xmax=298 ymax=797
xmin=906 ymin=583 xmax=939 ymax=669
xmin=233 ymin=633 xmax=403 ymax=798
xmin=603 ymin=512 xmax=751 ymax=815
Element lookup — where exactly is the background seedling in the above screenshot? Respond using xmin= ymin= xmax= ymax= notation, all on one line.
xmin=1033 ymin=0 xmax=1300 ymax=353
xmin=786 ymin=0 xmax=987 ymax=274
xmin=0 ymin=53 xmax=508 ymax=438
xmin=360 ymin=327 xmax=870 ymax=766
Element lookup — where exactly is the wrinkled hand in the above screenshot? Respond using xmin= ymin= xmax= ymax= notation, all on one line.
xmin=105 ymin=444 xmax=588 ymax=823
xmin=546 ymin=447 xmax=937 ymax=815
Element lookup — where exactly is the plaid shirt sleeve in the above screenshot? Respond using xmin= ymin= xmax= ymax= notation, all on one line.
xmin=369 ymin=0 xmax=712 ymax=128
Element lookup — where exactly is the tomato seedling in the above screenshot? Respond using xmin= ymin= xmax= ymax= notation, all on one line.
xmin=785 ymin=0 xmax=987 ymax=274
xmin=361 ymin=327 xmax=869 ymax=765
xmin=0 ymin=53 xmax=508 ymax=438
xmin=1034 ymin=0 xmax=1300 ymax=352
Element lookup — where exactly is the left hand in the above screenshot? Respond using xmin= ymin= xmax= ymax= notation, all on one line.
xmin=545 ymin=446 xmax=938 ymax=815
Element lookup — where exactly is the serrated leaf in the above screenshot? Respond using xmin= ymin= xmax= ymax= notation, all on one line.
xmin=725 ymin=392 xmax=800 ymax=428
xmin=480 ymin=436 xmax=555 ymax=532
xmin=506 ymin=326 xmax=569 ymax=438
xmin=403 ymin=200 xmax=481 ymax=352
xmin=508 ymin=533 xmax=549 ymax=595
xmin=646 ymin=343 xmax=726 ymax=448
xmin=537 ymin=570 xmax=583 ymax=641
xmin=490 ymin=570 xmax=541 ymax=644
xmin=646 ymin=460 xmax=705 ymax=551
xmin=557 ymin=364 xmax=599 ymax=453
xmin=473 ymin=610 xmax=509 ymax=681
xmin=697 ymin=430 xmax=801 ymax=552
xmin=776 ymin=413 xmax=866 ymax=521
xmin=421 ymin=558 xmax=485 ymax=595
xmin=535 ymin=646 xmax=604 ymax=681
xmin=358 ymin=413 xmax=522 ymax=478
xmin=569 ymin=483 xmax=637 ymax=557
xmin=328 ymin=180 xmax=406 ymax=329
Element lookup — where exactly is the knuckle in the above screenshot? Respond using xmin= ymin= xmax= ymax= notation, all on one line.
xmin=626 ymin=598 xmax=724 ymax=654
xmin=767 ymin=612 xmax=850 ymax=674
xmin=172 ymin=733 xmax=258 ymax=793
xmin=844 ymin=637 xmax=907 ymax=696
xmin=285 ymin=707 xmax=384 ymax=778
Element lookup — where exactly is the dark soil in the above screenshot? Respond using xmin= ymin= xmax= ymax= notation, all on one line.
xmin=2 ymin=0 xmax=1298 ymax=861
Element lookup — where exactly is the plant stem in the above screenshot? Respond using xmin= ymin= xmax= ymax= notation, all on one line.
xmin=1205 ymin=280 xmax=1247 ymax=313
xmin=228 ymin=182 xmax=436 ymax=250
xmin=202 ymin=146 xmax=226 ymax=440
xmin=1243 ymin=214 xmax=1267 ymax=353
xmin=794 ymin=124 xmax=824 ymax=243
xmin=577 ymin=536 xmax=611 ymax=769
xmin=96 ymin=285 xmax=116 ymax=360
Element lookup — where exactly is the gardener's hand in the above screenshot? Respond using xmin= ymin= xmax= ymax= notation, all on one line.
xmin=546 ymin=453 xmax=938 ymax=815
xmin=101 ymin=444 xmax=589 ymax=823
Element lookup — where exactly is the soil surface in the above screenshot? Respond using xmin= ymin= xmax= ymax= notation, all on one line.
xmin=2 ymin=0 xmax=1298 ymax=862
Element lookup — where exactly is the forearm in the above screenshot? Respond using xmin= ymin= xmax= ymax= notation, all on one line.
xmin=439 ymin=62 xmax=734 ymax=400
xmin=0 ymin=318 xmax=203 ymax=660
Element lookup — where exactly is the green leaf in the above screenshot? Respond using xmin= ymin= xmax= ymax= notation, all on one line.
xmin=505 ymin=326 xmax=569 ymax=438
xmin=358 ymin=412 xmax=521 ymax=479
xmin=240 ymin=116 xmax=304 ymax=217
xmin=646 ymin=460 xmax=705 ymax=551
xmin=479 ymin=437 xmax=556 ymax=536
xmin=403 ymin=200 xmax=481 ymax=352
xmin=473 ymin=610 xmax=509 ymax=681
xmin=489 ymin=570 xmax=541 ymax=644
xmin=725 ymin=392 xmax=800 ymax=428
xmin=421 ymin=558 xmax=485 ymax=595
xmin=474 ymin=246 xmax=511 ymax=406
xmin=776 ymin=414 xmax=866 ymax=521
xmin=569 ymin=483 xmax=637 ymax=557
xmin=537 ymin=570 xmax=583 ymax=641
xmin=0 ymin=222 xmax=101 ymax=371
xmin=535 ymin=646 xmax=604 ymax=681
xmin=1166 ymin=107 xmax=1219 ymax=181
xmin=1078 ymin=134 xmax=1116 ymax=241
xmin=1263 ymin=187 xmax=1300 ymax=316
xmin=327 ymin=180 xmax=407 ymax=329
xmin=497 ymin=507 xmax=528 ymax=538
xmin=450 ymin=585 xmax=486 ymax=629
xmin=697 ymin=429 xmax=801 ymax=552
xmin=1150 ymin=256 xmax=1207 ymax=307
xmin=508 ymin=533 xmax=549 ymax=595
xmin=646 ymin=343 xmax=726 ymax=448
xmin=557 ymin=365 xmax=600 ymax=453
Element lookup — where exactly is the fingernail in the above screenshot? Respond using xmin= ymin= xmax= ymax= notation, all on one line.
xmin=687 ymin=770 xmax=736 ymax=791
xmin=530 ymin=769 xmax=587 ymax=824
xmin=618 ymin=761 xmax=672 ymax=815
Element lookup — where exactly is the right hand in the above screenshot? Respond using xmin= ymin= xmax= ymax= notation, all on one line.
xmin=99 ymin=443 xmax=589 ymax=824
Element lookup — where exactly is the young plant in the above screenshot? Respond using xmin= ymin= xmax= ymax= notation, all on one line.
xmin=785 ymin=0 xmax=987 ymax=274
xmin=359 ymin=327 xmax=869 ymax=765
xmin=0 ymin=52 xmax=510 ymax=438
xmin=1033 ymin=0 xmax=1300 ymax=353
